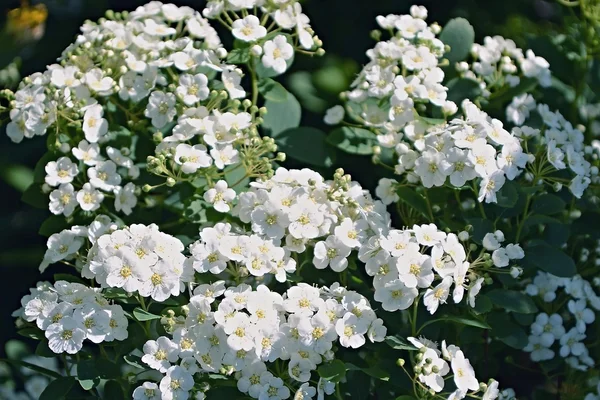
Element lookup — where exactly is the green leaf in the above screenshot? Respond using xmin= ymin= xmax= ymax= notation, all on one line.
xmin=487 ymin=312 xmax=529 ymax=349
xmin=17 ymin=328 xmax=44 ymax=341
xmin=53 ymin=274 xmax=86 ymax=285
xmin=345 ymin=363 xmax=389 ymax=381
xmin=317 ymin=360 xmax=347 ymax=383
xmin=40 ymin=377 xmax=76 ymax=400
xmin=5 ymin=340 xmax=29 ymax=360
xmin=133 ymin=307 xmax=162 ymax=322
xmin=486 ymin=289 xmax=538 ymax=314
xmin=525 ymin=244 xmax=577 ymax=277
xmin=261 ymin=90 xmax=301 ymax=137
xmin=123 ymin=355 xmax=145 ymax=369
xmin=495 ymin=180 xmax=519 ymax=208
xmin=419 ymin=315 xmax=491 ymax=332
xmin=395 ymin=187 xmax=430 ymax=220
xmin=326 ymin=127 xmax=378 ymax=155
xmin=439 ymin=18 xmax=475 ymax=63
xmin=104 ymin=381 xmax=125 ymax=400
xmin=467 ymin=218 xmax=494 ymax=244
xmin=77 ymin=359 xmax=120 ymax=381
xmin=39 ymin=215 xmax=69 ymax=237
xmin=384 ymin=336 xmax=418 ymax=351
xmin=21 ymin=183 xmax=48 ymax=209
xmin=257 ymin=78 xmax=288 ymax=102
xmin=35 ymin=340 xmax=55 ymax=358
xmin=273 ymin=127 xmax=333 ymax=167
xmin=1 ymin=358 xmax=61 ymax=378
xmin=446 ymin=78 xmax=482 ymax=104
xmin=472 ymin=295 xmax=493 ymax=315
xmin=226 ymin=48 xmax=250 ymax=64
xmin=396 ymin=397 xmax=418 ymax=400
xmin=532 ymin=194 xmax=566 ymax=215
xmin=487 ymin=78 xmax=538 ymax=107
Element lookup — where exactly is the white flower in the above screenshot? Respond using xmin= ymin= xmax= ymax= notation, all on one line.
xmin=114 ymin=182 xmax=138 ymax=215
xmin=568 ymin=299 xmax=595 ymax=333
xmin=524 ymin=334 xmax=554 ymax=362
xmin=559 ymin=328 xmax=586 ymax=357
xmin=478 ymin=170 xmax=506 ymax=203
xmin=142 ymin=337 xmax=179 ymax=373
xmin=177 ymin=73 xmax=210 ymax=105
xmin=284 ymin=283 xmax=324 ymax=315
xmin=324 ymin=105 xmax=345 ymax=125
xmin=335 ymin=313 xmax=366 ymax=348
xmin=506 ymin=93 xmax=535 ymax=126
xmin=423 ymin=276 xmax=452 ymax=314
xmin=72 ymin=140 xmax=102 ymax=166
xmin=413 ymin=224 xmax=446 ymax=246
xmin=83 ymin=104 xmax=108 ymax=143
xmin=76 ymin=183 xmax=104 ymax=212
xmin=442 ymin=147 xmax=477 ymax=187
xmin=145 ymin=91 xmax=177 ymax=129
xmin=204 ymin=180 xmax=236 ymax=213
xmin=45 ymin=316 xmax=86 ymax=354
xmin=88 ymin=160 xmax=122 ymax=191
xmin=483 ymin=380 xmax=500 ymax=400
xmin=375 ymin=178 xmax=399 ymax=205
xmin=232 ymin=15 xmax=267 ymax=42
xmin=451 ymin=350 xmax=479 ymax=392
xmin=133 ymin=382 xmax=161 ymax=400
xmin=259 ymin=376 xmax=290 ymax=400
xmin=144 ymin=19 xmax=176 ymax=36
xmin=531 ymin=313 xmax=564 ymax=347
xmin=159 ymin=366 xmax=194 ymax=400
xmin=222 ymin=69 xmax=246 ymax=99
xmin=45 ymin=157 xmax=79 ymax=186
xmin=175 ymin=143 xmax=212 ymax=173
xmin=396 ymin=250 xmax=434 ymax=288
xmin=262 ymin=35 xmax=294 ymax=74
xmin=210 ymin=145 xmax=239 ymax=169
xmin=313 ymin=235 xmax=352 ymax=272
xmin=49 ymin=183 xmax=78 ymax=216
xmin=414 ymin=150 xmax=449 ymax=188
xmin=334 ymin=218 xmax=368 ymax=248
xmin=505 ymin=244 xmax=524 ymax=259
xmin=469 ymin=139 xmax=498 ymax=177
xmin=85 ymin=68 xmax=115 ymax=95
xmin=374 ymin=279 xmax=418 ymax=311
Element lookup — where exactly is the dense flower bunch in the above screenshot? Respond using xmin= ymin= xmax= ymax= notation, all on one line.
xmin=458 ymin=35 xmax=552 ymax=97
xmin=15 ymin=280 xmax=128 ymax=354
xmin=524 ymin=272 xmax=600 ymax=370
xmin=4 ymin=2 xmax=600 ymax=400
xmin=324 ymin=6 xmax=450 ymax=129
xmin=83 ymin=223 xmax=188 ymax=302
xmin=136 ymin=282 xmax=385 ymax=400
xmin=404 ymin=337 xmax=502 ymax=399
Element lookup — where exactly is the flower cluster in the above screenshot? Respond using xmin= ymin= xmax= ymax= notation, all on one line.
xmin=326 ymin=6 xmax=451 ymax=130
xmin=406 ymin=337 xmax=502 ymax=399
xmin=83 ymin=223 xmax=189 ymax=302
xmin=15 ymin=280 xmax=128 ymax=354
xmin=524 ymin=272 xmax=600 ymax=370
xmin=136 ymin=282 xmax=385 ymax=400
xmin=38 ymin=214 xmax=117 ymax=272
xmin=516 ymin=101 xmax=598 ymax=198
xmin=203 ymin=0 xmax=322 ymax=74
xmin=365 ymin=224 xmax=493 ymax=314
xmin=458 ymin=35 xmax=551 ymax=97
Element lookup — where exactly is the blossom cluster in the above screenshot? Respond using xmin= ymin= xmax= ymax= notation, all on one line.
xmin=524 ymin=272 xmax=600 ymax=370
xmin=38 ymin=214 xmax=117 ymax=272
xmin=457 ymin=35 xmax=551 ymax=97
xmin=407 ymin=336 xmax=502 ymax=399
xmin=325 ymin=6 xmax=451 ymax=130
xmin=15 ymin=280 xmax=128 ymax=354
xmin=135 ymin=282 xmax=385 ymax=400
xmin=83 ymin=223 xmax=189 ymax=302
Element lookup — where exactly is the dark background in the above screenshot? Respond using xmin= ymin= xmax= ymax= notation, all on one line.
xmin=0 ymin=0 xmax=560 ymax=354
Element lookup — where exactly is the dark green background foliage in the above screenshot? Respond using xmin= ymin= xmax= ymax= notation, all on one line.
xmin=0 ymin=0 xmax=584 ymax=396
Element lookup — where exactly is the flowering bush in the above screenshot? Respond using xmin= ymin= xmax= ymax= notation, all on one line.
xmin=2 ymin=1 xmax=600 ymax=400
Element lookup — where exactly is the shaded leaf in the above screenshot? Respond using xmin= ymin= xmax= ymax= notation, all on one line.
xmin=317 ymin=360 xmax=347 ymax=383
xmin=274 ymin=127 xmax=333 ymax=167
xmin=486 ymin=289 xmax=538 ymax=314
xmin=440 ymin=18 xmax=475 ymax=63
xmin=525 ymin=244 xmax=576 ymax=277
xmin=327 ymin=127 xmax=378 ymax=155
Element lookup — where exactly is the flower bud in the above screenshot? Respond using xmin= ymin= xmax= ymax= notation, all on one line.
xmin=166 ymin=177 xmax=176 ymax=187
xmin=251 ymin=45 xmax=263 ymax=57
xmin=396 ymin=358 xmax=405 ymax=367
